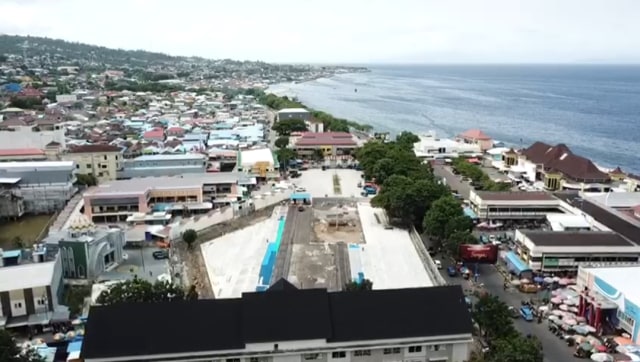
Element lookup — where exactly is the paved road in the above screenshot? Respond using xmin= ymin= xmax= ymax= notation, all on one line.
xmin=437 ymin=258 xmax=573 ymax=362
xmin=433 ymin=164 xmax=472 ymax=199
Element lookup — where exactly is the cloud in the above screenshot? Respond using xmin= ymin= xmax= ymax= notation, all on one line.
xmin=0 ymin=0 xmax=639 ymax=63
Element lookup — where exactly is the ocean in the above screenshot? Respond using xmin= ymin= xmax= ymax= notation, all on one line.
xmin=269 ymin=65 xmax=640 ymax=174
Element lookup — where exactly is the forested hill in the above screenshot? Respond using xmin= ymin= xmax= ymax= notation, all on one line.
xmin=0 ymin=34 xmax=188 ymax=66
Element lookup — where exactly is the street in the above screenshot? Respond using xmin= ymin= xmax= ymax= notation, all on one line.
xmin=437 ymin=257 xmax=573 ymax=361
xmin=432 ymin=164 xmax=472 ymax=199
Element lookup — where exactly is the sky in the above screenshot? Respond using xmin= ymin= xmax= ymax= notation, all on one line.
xmin=1 ymin=0 xmax=639 ymax=64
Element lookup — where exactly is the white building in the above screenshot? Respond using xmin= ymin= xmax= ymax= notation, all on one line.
xmin=413 ymin=131 xmax=481 ymax=160
xmin=81 ymin=280 xmax=473 ymax=362
xmin=0 ymin=248 xmax=68 ymax=329
xmin=238 ymin=148 xmax=279 ymax=179
xmin=0 ymin=120 xmax=66 ymax=149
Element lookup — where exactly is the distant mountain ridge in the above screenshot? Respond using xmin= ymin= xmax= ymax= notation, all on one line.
xmin=0 ymin=34 xmax=198 ymax=66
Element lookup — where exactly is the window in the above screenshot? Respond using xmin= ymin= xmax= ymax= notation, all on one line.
xmin=303 ymin=354 xmax=320 ymax=360
xmin=331 ymin=351 xmax=346 ymax=359
xmin=383 ymin=348 xmax=401 ymax=355
xmin=225 ymin=359 xmax=240 ymax=362
xmin=408 ymin=346 xmax=422 ymax=353
xmin=353 ymin=350 xmax=371 ymax=357
xmin=86 ymin=163 xmax=92 ymax=169
xmin=14 ymin=302 xmax=22 ymax=308
xmin=249 ymin=358 xmax=267 ymax=362
xmin=104 ymin=155 xmax=108 ymax=161
xmin=428 ymin=345 xmax=444 ymax=351
xmin=76 ymin=164 xmax=80 ymax=169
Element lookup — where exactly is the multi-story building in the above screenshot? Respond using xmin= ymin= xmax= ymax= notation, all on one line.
xmin=277 ymin=108 xmax=311 ymax=122
xmin=293 ymin=132 xmax=358 ymax=159
xmin=43 ymin=216 xmax=126 ymax=281
xmin=0 ymin=161 xmax=77 ymax=214
xmin=0 ymin=246 xmax=68 ymax=329
xmin=0 ymin=118 xmax=66 ymax=149
xmin=469 ymin=191 xmax=571 ymax=221
xmin=118 ymin=154 xmax=207 ymax=179
xmin=0 ymin=148 xmax=48 ymax=162
xmin=83 ymin=173 xmax=249 ymax=222
xmin=81 ymin=281 xmax=473 ymax=362
xmin=237 ymin=148 xmax=279 ymax=180
xmin=63 ymin=144 xmax=124 ymax=182
xmin=515 ymin=142 xmax=611 ymax=191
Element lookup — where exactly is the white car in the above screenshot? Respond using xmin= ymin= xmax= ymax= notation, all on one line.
xmin=434 ymin=260 xmax=442 ymax=269
xmin=295 ymin=187 xmax=307 ymax=192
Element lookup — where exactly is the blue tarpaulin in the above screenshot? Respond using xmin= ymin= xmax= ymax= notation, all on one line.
xmin=290 ymin=192 xmax=311 ymax=201
xmin=505 ymin=251 xmax=532 ymax=276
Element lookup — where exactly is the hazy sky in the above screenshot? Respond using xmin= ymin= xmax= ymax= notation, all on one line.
xmin=1 ymin=0 xmax=639 ymax=64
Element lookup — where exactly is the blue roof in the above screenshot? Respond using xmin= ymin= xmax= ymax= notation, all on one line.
xmin=67 ymin=341 xmax=82 ymax=353
xmin=505 ymin=251 xmax=532 ymax=275
xmin=1 ymin=250 xmax=22 ymax=258
xmin=290 ymin=192 xmax=312 ymax=200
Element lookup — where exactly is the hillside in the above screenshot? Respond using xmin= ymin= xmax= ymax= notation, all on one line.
xmin=0 ymin=34 xmax=188 ymax=67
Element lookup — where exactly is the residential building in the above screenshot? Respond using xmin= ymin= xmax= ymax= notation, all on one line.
xmin=118 ymin=154 xmax=207 ymax=179
xmin=237 ymin=148 xmax=279 ymax=180
xmin=277 ymin=108 xmax=311 ymax=122
xmin=0 ymin=178 xmax=24 ymax=220
xmin=0 ymin=161 xmax=77 ymax=214
xmin=293 ymin=132 xmax=358 ymax=158
xmin=83 ymin=173 xmax=250 ymax=222
xmin=517 ymin=142 xmax=610 ymax=191
xmin=455 ymin=129 xmax=493 ymax=152
xmin=0 ymin=148 xmax=47 ymax=162
xmin=413 ymin=131 xmax=482 ymax=160
xmin=0 ymin=247 xmax=68 ymax=329
xmin=81 ymin=281 xmax=473 ymax=362
xmin=469 ymin=191 xmax=570 ymax=220
xmin=63 ymin=144 xmax=123 ymax=181
xmin=0 ymin=118 xmax=66 ymax=149
xmin=43 ymin=216 xmax=125 ymax=281
xmin=142 ymin=128 xmax=165 ymax=142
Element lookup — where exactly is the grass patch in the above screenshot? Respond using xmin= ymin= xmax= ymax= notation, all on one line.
xmin=333 ymin=174 xmax=342 ymax=195
xmin=0 ymin=214 xmax=53 ymax=250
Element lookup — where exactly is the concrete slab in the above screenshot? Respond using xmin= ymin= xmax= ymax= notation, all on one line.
xmin=357 ymin=203 xmax=433 ymax=289
xmin=294 ymin=169 xmax=364 ymax=198
xmin=101 ymin=246 xmax=169 ymax=283
xmin=200 ymin=212 xmax=281 ymax=298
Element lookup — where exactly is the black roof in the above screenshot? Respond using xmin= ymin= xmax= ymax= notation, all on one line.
xmin=554 ymin=193 xmax=640 ymax=245
xmin=81 ymin=283 xmax=472 ymax=360
xmin=522 ymin=231 xmax=635 ymax=247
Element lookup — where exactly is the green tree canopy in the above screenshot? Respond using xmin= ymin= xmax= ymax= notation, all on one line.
xmin=276 ymin=148 xmax=297 ymax=166
xmin=344 ymin=279 xmax=373 ymax=291
xmin=274 ymin=136 xmax=290 ymax=149
xmin=487 ymin=334 xmax=543 ymax=362
xmin=182 ymin=229 xmax=198 ymax=248
xmin=423 ymin=196 xmax=470 ymax=241
xmin=272 ymin=119 xmax=308 ymax=136
xmin=96 ymin=276 xmax=193 ymax=305
xmin=472 ymin=294 xmax=517 ymax=341
xmin=75 ymin=173 xmax=98 ymax=187
xmin=395 ymin=131 xmax=420 ymax=150
xmin=0 ymin=329 xmax=44 ymax=362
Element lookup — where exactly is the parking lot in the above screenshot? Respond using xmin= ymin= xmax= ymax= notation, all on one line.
xmin=293 ymin=169 xmax=363 ymax=198
xmin=100 ymin=246 xmax=170 ymax=283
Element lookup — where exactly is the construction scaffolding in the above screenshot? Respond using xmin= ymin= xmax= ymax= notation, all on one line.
xmin=20 ymin=183 xmax=77 ymax=214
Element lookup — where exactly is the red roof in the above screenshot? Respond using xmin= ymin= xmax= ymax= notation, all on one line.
xmin=143 ymin=129 xmax=165 ymax=139
xmin=0 ymin=148 xmax=45 ymax=156
xmin=167 ymin=127 xmax=184 ymax=132
xmin=458 ymin=129 xmax=491 ymax=140
xmin=609 ymin=167 xmax=625 ymax=175
xmin=68 ymin=144 xmax=122 ymax=153
xmin=295 ymin=132 xmax=356 ymax=146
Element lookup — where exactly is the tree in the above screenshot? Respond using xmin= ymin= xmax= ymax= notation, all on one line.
xmin=487 ymin=334 xmax=543 ymax=362
xmin=423 ymin=196 xmax=470 ymax=241
xmin=182 ymin=229 xmax=198 ymax=249
xmin=276 ymin=148 xmax=297 ymax=167
xmin=0 ymin=329 xmax=44 ymax=362
xmin=271 ymin=119 xmax=308 ymax=136
xmin=274 ymin=136 xmax=290 ymax=149
xmin=96 ymin=276 xmax=188 ymax=305
xmin=472 ymin=294 xmax=517 ymax=341
xmin=443 ymin=231 xmax=476 ymax=257
xmin=75 ymin=173 xmax=98 ymax=186
xmin=344 ymin=279 xmax=373 ymax=291
xmin=395 ymin=131 xmax=420 ymax=150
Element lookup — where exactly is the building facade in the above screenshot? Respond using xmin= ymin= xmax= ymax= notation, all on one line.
xmin=0 ymin=161 xmax=77 ymax=214
xmin=118 ymin=154 xmax=207 ymax=179
xmin=0 ymin=119 xmax=66 ymax=149
xmin=0 ymin=179 xmax=24 ymax=220
xmin=277 ymin=108 xmax=311 ymax=122
xmin=63 ymin=144 xmax=124 ymax=182
xmin=0 ymin=248 xmax=67 ymax=329
xmin=293 ymin=132 xmax=358 ymax=159
xmin=43 ymin=217 xmax=126 ymax=281
xmin=469 ymin=191 xmax=570 ymax=220
xmin=81 ymin=281 xmax=473 ymax=362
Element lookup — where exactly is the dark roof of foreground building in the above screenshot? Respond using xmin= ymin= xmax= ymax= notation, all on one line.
xmin=81 ymin=283 xmax=472 ymax=360
xmin=521 ymin=142 xmax=609 ymax=182
xmin=521 ymin=231 xmax=636 ymax=247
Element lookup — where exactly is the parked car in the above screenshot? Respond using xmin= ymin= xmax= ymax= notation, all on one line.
xmin=434 ymin=260 xmax=442 ymax=269
xmin=152 ymin=250 xmax=169 ymax=260
xmin=520 ymin=306 xmax=534 ymax=321
xmin=298 ymin=205 xmax=305 ymax=212
xmin=447 ymin=266 xmax=457 ymax=277
xmin=508 ymin=306 xmax=520 ymax=319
